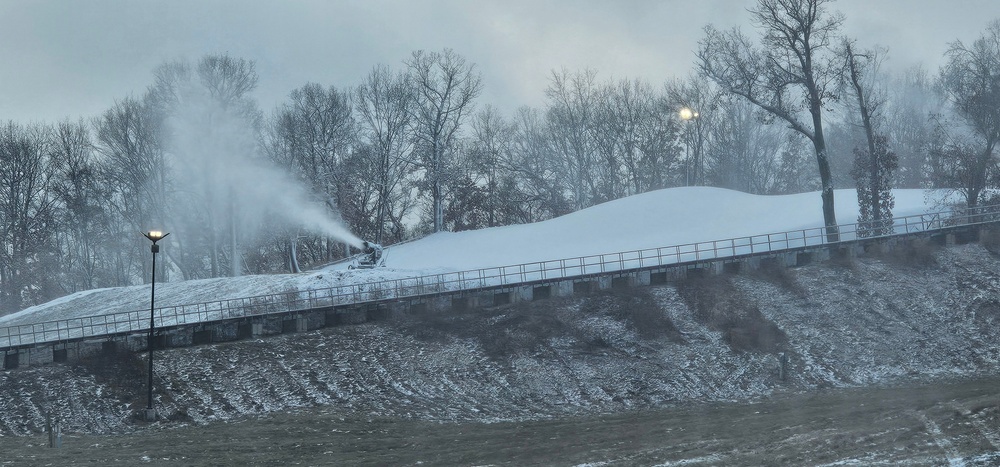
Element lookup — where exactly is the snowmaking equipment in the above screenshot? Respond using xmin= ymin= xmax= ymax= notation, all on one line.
xmin=349 ymin=240 xmax=385 ymax=269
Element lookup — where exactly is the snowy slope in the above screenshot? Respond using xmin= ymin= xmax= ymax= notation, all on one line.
xmin=379 ymin=187 xmax=940 ymax=271
xmin=0 ymin=187 xmax=945 ymax=328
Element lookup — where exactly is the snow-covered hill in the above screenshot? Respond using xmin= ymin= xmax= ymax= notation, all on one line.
xmin=382 ymin=187 xmax=939 ymax=271
xmin=0 ymin=187 xmax=945 ymax=328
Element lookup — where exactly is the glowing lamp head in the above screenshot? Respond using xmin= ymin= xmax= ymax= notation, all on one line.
xmin=143 ymin=230 xmax=169 ymax=244
xmin=679 ymin=107 xmax=698 ymax=121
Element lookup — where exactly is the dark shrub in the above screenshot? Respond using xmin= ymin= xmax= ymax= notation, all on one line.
xmin=676 ymin=275 xmax=787 ymax=354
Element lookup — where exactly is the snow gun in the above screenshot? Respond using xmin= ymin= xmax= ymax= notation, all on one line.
xmin=349 ymin=240 xmax=385 ymax=269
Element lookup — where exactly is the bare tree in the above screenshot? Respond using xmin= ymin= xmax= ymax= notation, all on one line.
xmin=706 ymin=96 xmax=787 ymax=193
xmin=698 ymin=0 xmax=844 ymax=241
xmin=0 ymin=122 xmax=56 ymax=313
xmin=591 ymin=83 xmax=625 ymax=201
xmin=884 ymin=67 xmax=938 ymax=188
xmin=50 ymin=119 xmax=110 ymax=292
xmin=265 ymin=82 xmax=355 ymax=270
xmin=927 ymin=125 xmax=991 ymax=208
xmin=841 ymin=40 xmax=896 ymax=235
xmin=594 ymin=78 xmax=664 ymax=197
xmin=94 ymin=97 xmax=169 ymax=282
xmin=937 ymin=19 xmax=1000 ymax=209
xmin=511 ymin=107 xmax=571 ymax=221
xmin=546 ymin=69 xmax=599 ymax=210
xmin=637 ymin=92 xmax=684 ymax=191
xmin=201 ymin=55 xmax=260 ymax=277
xmin=406 ymin=49 xmax=483 ymax=233
xmin=354 ymin=65 xmax=417 ymax=244
xmin=198 ymin=55 xmax=259 ymax=116
xmin=452 ymin=105 xmax=538 ymax=229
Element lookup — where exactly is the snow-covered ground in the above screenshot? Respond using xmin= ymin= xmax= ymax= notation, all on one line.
xmin=0 ymin=187 xmax=948 ymax=330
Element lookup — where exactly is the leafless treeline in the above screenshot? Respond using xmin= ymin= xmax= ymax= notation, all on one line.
xmin=1 ymin=1 xmax=998 ymax=315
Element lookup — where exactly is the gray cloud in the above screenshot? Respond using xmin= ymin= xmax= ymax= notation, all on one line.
xmin=0 ymin=0 xmax=997 ymax=122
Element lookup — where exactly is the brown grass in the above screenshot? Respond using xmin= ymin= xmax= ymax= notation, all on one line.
xmin=392 ymin=298 xmax=581 ymax=360
xmin=392 ymin=288 xmax=685 ymax=360
xmin=871 ymin=237 xmax=940 ymax=268
xmin=578 ymin=289 xmax=684 ymax=342
xmin=74 ymin=345 xmax=155 ymax=414
xmin=980 ymin=227 xmax=1000 ymax=256
xmin=676 ymin=275 xmax=787 ymax=354
xmin=750 ymin=258 xmax=809 ymax=298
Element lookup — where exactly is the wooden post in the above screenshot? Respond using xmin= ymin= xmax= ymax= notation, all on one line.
xmin=779 ymin=352 xmax=789 ymax=381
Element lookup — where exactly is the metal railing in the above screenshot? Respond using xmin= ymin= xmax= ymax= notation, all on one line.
xmin=3 ymin=203 xmax=999 ymax=351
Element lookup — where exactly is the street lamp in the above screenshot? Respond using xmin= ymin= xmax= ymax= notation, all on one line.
xmin=678 ymin=107 xmax=700 ymax=185
xmin=142 ymin=230 xmax=168 ymax=421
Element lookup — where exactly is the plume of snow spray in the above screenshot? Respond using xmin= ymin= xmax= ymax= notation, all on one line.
xmin=252 ymin=163 xmax=366 ymax=249
xmin=167 ymin=84 xmax=365 ymax=252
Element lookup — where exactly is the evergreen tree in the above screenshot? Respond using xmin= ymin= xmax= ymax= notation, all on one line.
xmin=851 ymin=134 xmax=897 ymax=237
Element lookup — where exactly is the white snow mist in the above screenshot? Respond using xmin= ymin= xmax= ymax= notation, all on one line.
xmin=166 ymin=84 xmax=364 ymax=259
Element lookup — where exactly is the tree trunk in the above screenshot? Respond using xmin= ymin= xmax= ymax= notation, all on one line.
xmin=229 ymin=189 xmax=240 ymax=277
xmin=433 ymin=144 xmax=444 ymax=232
xmin=287 ymin=234 xmax=300 ymax=273
xmin=433 ymin=179 xmax=443 ymax=233
xmin=810 ymin=85 xmax=839 ymax=242
xmin=846 ymin=43 xmax=884 ymax=231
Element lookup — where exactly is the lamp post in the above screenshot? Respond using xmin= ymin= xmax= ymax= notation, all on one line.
xmin=142 ymin=230 xmax=168 ymax=421
xmin=679 ymin=107 xmax=699 ymax=186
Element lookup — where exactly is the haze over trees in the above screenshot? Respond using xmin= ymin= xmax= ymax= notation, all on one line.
xmin=1 ymin=2 xmax=998 ymax=315
xmin=933 ymin=19 xmax=1000 ymax=210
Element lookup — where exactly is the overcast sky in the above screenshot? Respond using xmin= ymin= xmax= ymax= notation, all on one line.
xmin=1 ymin=0 xmax=997 ymax=123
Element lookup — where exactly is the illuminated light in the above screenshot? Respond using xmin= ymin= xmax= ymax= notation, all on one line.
xmin=143 ymin=231 xmax=169 ymax=243
xmin=679 ymin=107 xmax=699 ymax=120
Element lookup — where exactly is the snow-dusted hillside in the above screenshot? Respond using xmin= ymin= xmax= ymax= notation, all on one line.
xmin=2 ymin=240 xmax=1000 ymax=436
xmin=0 ymin=187 xmax=945 ymax=328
